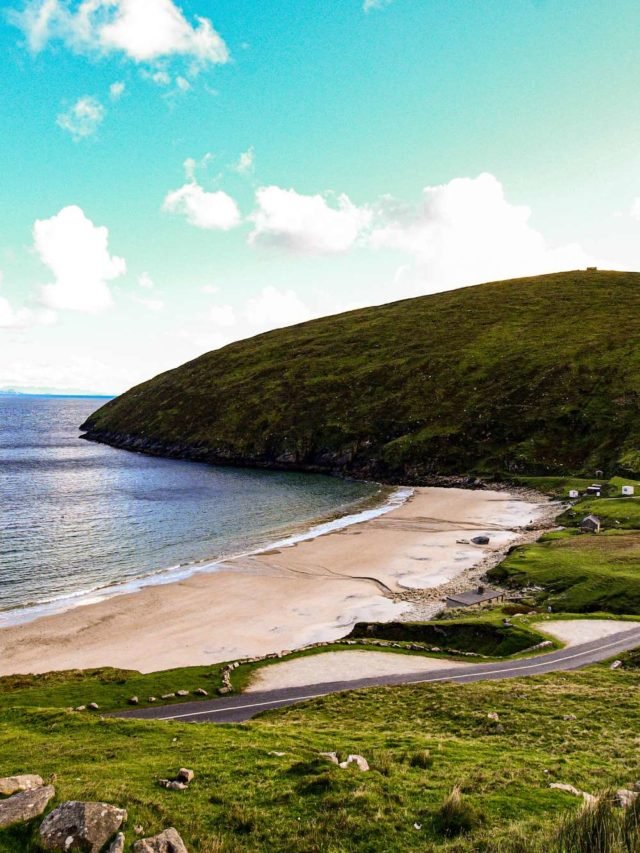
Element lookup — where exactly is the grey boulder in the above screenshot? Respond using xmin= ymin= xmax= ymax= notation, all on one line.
xmin=107 ymin=833 xmax=126 ymax=853
xmin=0 ymin=785 xmax=55 ymax=829
xmin=40 ymin=801 xmax=127 ymax=851
xmin=134 ymin=827 xmax=188 ymax=852
xmin=0 ymin=774 xmax=44 ymax=796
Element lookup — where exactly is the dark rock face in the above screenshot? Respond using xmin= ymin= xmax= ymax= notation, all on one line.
xmin=133 ymin=827 xmax=188 ymax=852
xmin=0 ymin=785 xmax=55 ymax=829
xmin=39 ymin=801 xmax=127 ymax=852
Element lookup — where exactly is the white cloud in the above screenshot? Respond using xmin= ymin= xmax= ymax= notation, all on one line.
xmin=149 ymin=69 xmax=171 ymax=85
xmin=162 ymin=181 xmax=241 ymax=230
xmin=56 ymin=95 xmax=105 ymax=140
xmin=35 ymin=205 xmax=126 ymax=312
xmin=369 ymin=173 xmax=591 ymax=292
xmin=249 ymin=186 xmax=371 ymax=254
xmin=133 ymin=294 xmax=164 ymax=311
xmin=363 ymin=0 xmax=393 ymax=11
xmin=12 ymin=0 xmax=229 ymax=71
xmin=234 ymin=146 xmax=255 ymax=175
xmin=244 ymin=285 xmax=310 ymax=331
xmin=109 ymin=80 xmax=125 ymax=99
xmin=138 ymin=271 xmax=155 ymax=289
xmin=209 ymin=303 xmax=236 ymax=327
xmin=176 ymin=75 xmax=190 ymax=92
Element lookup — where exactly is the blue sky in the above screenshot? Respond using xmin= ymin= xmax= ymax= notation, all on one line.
xmin=2 ymin=0 xmax=640 ymax=393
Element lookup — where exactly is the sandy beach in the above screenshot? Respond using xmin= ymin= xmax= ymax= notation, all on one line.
xmin=0 ymin=486 xmax=550 ymax=676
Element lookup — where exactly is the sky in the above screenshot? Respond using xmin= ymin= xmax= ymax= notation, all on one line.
xmin=2 ymin=0 xmax=640 ymax=394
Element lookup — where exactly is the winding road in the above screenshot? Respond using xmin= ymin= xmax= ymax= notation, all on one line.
xmin=119 ymin=625 xmax=640 ymax=724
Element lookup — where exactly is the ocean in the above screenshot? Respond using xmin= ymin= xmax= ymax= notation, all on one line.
xmin=0 ymin=395 xmax=385 ymax=626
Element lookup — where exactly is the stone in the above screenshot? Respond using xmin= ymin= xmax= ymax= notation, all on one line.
xmin=193 ymin=688 xmax=208 ymax=696
xmin=148 ymin=697 xmax=157 ymax=703
xmin=40 ymin=801 xmax=127 ymax=852
xmin=161 ymin=694 xmax=175 ymax=700
xmin=176 ymin=769 xmax=194 ymax=784
xmin=217 ymin=687 xmax=231 ymax=695
xmin=0 ymin=774 xmax=44 ymax=796
xmin=0 ymin=785 xmax=55 ymax=829
xmin=550 ymin=783 xmax=582 ymax=797
xmin=615 ymin=789 xmax=639 ymax=808
xmin=75 ymin=706 xmax=86 ymax=712
xmin=87 ymin=703 xmax=100 ymax=711
xmin=176 ymin=690 xmax=189 ymax=697
xmin=563 ymin=714 xmax=577 ymax=721
xmin=158 ymin=780 xmax=188 ymax=791
xmin=319 ymin=752 xmax=340 ymax=765
xmin=339 ymin=754 xmax=370 ymax=772
xmin=471 ymin=535 xmax=490 ymax=545
xmin=487 ymin=712 xmax=500 ymax=721
xmin=610 ymin=660 xmax=623 ymax=670
xmin=107 ymin=832 xmax=126 ymax=853
xmin=128 ymin=696 xmax=140 ymax=705
xmin=134 ymin=827 xmax=188 ymax=852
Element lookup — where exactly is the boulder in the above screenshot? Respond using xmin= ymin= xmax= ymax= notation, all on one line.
xmin=176 ymin=690 xmax=189 ymax=697
xmin=339 ymin=754 xmax=370 ymax=771
xmin=487 ymin=712 xmax=500 ymax=721
xmin=87 ymin=703 xmax=100 ymax=711
xmin=193 ymin=688 xmax=208 ymax=696
xmin=610 ymin=660 xmax=623 ymax=670
xmin=128 ymin=696 xmax=139 ymax=705
xmin=161 ymin=694 xmax=175 ymax=700
xmin=107 ymin=833 xmax=126 ymax=853
xmin=0 ymin=774 xmax=44 ymax=796
xmin=176 ymin=769 xmax=194 ymax=784
xmin=0 ymin=785 xmax=55 ymax=829
xmin=615 ymin=789 xmax=639 ymax=808
xmin=133 ymin=827 xmax=188 ymax=852
xmin=471 ymin=535 xmax=490 ymax=545
xmin=550 ymin=783 xmax=582 ymax=797
xmin=319 ymin=752 xmax=339 ymax=765
xmin=40 ymin=801 xmax=127 ymax=852
xmin=158 ymin=780 xmax=188 ymax=791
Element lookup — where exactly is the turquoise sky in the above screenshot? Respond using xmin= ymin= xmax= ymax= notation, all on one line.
xmin=2 ymin=0 xmax=640 ymax=393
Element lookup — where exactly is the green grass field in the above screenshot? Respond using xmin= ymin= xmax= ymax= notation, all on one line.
xmin=2 ymin=662 xmax=640 ymax=852
xmin=82 ymin=270 xmax=640 ymax=483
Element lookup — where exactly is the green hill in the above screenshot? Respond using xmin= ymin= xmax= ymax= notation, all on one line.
xmin=81 ymin=270 xmax=640 ymax=482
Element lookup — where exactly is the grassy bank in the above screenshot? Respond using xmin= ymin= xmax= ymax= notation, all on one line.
xmin=2 ymin=662 xmax=640 ymax=852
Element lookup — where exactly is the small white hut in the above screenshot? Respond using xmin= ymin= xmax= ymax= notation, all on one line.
xmin=622 ymin=485 xmax=635 ymax=496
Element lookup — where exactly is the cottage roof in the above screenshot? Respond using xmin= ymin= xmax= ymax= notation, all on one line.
xmin=582 ymin=514 xmax=601 ymax=525
xmin=446 ymin=588 xmax=503 ymax=606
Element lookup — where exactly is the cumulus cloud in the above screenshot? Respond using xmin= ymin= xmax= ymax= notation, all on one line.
xmin=209 ymin=303 xmax=236 ymax=327
xmin=249 ymin=186 xmax=371 ymax=254
xmin=12 ymin=0 xmax=229 ymax=71
xmin=162 ymin=181 xmax=241 ymax=230
xmin=35 ymin=205 xmax=126 ymax=312
xmin=244 ymin=285 xmax=310 ymax=331
xmin=368 ymin=173 xmax=591 ymax=291
xmin=56 ymin=95 xmax=105 ymax=139
xmin=234 ymin=146 xmax=255 ymax=176
xmin=109 ymin=80 xmax=125 ymax=99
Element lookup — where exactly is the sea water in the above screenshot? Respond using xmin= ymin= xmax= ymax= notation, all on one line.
xmin=0 ymin=395 xmax=388 ymax=626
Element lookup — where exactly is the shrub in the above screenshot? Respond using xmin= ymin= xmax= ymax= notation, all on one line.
xmin=409 ymin=749 xmax=434 ymax=769
xmin=434 ymin=784 xmax=485 ymax=838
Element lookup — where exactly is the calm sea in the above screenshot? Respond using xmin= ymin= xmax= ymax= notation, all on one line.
xmin=0 ymin=395 xmax=383 ymax=626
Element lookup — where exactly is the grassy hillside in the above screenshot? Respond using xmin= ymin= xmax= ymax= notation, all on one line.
xmin=3 ymin=663 xmax=640 ymax=852
xmin=82 ymin=270 xmax=640 ymax=482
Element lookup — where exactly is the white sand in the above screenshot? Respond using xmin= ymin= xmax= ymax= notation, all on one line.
xmin=246 ymin=650 xmax=467 ymax=692
xmin=0 ymin=486 xmax=545 ymax=675
xmin=533 ymin=619 xmax=640 ymax=647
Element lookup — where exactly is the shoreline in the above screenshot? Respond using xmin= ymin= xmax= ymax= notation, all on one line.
xmin=0 ymin=482 xmax=404 ymax=630
xmin=0 ymin=485 xmax=554 ymax=676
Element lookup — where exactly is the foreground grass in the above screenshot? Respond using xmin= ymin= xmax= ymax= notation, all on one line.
xmin=2 ymin=663 xmax=640 ymax=852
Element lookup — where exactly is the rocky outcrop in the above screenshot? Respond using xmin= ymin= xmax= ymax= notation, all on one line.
xmin=0 ymin=774 xmax=44 ymax=796
xmin=0 ymin=785 xmax=55 ymax=829
xmin=39 ymin=801 xmax=127 ymax=852
xmin=107 ymin=833 xmax=126 ymax=853
xmin=133 ymin=827 xmax=188 ymax=852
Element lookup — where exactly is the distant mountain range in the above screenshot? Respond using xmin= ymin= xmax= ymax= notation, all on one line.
xmin=80 ymin=270 xmax=640 ymax=483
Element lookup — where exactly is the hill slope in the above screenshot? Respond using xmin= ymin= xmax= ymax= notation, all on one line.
xmin=81 ymin=270 xmax=640 ymax=483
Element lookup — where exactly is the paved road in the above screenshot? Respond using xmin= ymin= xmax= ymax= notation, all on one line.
xmin=119 ymin=626 xmax=640 ymax=725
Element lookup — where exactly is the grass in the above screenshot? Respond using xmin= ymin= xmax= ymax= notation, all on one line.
xmin=2 ymin=663 xmax=640 ymax=851
xmin=81 ymin=270 xmax=640 ymax=483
